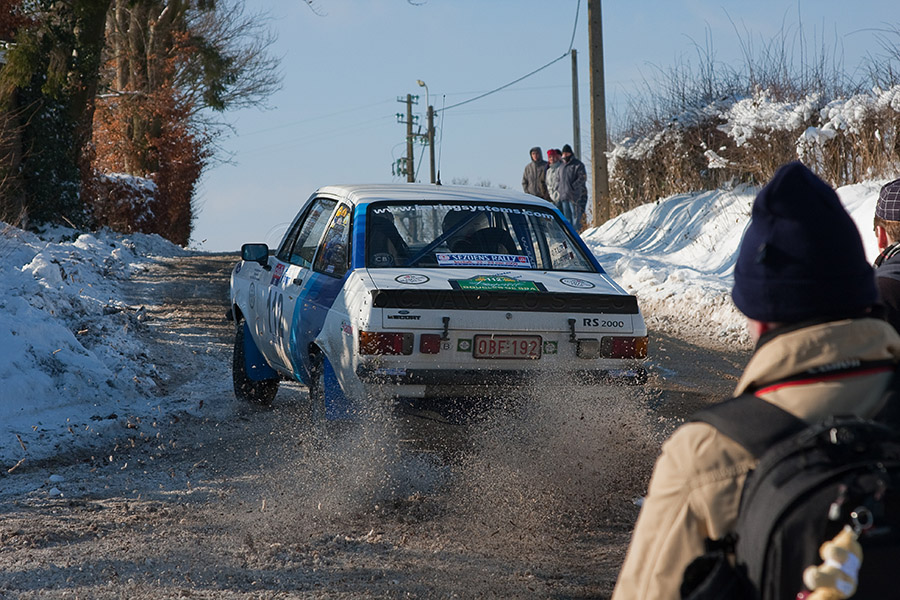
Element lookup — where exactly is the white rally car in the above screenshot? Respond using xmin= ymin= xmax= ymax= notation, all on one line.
xmin=228 ymin=184 xmax=647 ymax=417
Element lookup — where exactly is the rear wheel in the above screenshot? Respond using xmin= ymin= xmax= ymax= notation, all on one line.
xmin=233 ymin=319 xmax=279 ymax=405
xmin=307 ymin=350 xmax=327 ymax=420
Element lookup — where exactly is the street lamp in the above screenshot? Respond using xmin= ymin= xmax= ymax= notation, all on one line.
xmin=417 ymin=79 xmax=436 ymax=184
xmin=416 ymin=79 xmax=428 ymax=108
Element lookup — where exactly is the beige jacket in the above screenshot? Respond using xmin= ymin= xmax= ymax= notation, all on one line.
xmin=612 ymin=318 xmax=900 ymax=600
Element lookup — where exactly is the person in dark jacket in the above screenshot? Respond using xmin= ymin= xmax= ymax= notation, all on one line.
xmin=559 ymin=144 xmax=588 ymax=229
xmin=521 ymin=146 xmax=549 ymax=200
xmin=874 ymin=177 xmax=900 ymax=331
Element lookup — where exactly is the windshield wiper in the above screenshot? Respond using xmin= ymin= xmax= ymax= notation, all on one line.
xmin=402 ymin=213 xmax=479 ymax=266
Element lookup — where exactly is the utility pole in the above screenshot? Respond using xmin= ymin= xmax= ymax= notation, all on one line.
xmin=394 ymin=94 xmax=419 ymax=182
xmin=571 ymin=49 xmax=581 ymax=158
xmin=405 ymin=94 xmax=415 ymax=183
xmin=426 ymin=104 xmax=436 ymax=184
xmin=417 ymin=79 xmax=437 ymax=184
xmin=588 ymin=0 xmax=610 ymax=226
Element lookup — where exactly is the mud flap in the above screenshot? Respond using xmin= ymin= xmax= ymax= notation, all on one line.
xmin=322 ymin=356 xmax=353 ymax=420
xmin=243 ymin=322 xmax=278 ymax=381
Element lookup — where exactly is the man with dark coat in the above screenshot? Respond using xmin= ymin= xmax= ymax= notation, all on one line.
xmin=874 ymin=177 xmax=900 ymax=332
xmin=558 ymin=144 xmax=588 ymax=229
xmin=522 ymin=146 xmax=549 ymax=200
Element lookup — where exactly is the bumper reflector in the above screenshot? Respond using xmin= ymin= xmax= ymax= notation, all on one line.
xmin=600 ymin=336 xmax=649 ymax=359
xmin=359 ymin=331 xmax=413 ymax=355
xmin=419 ymin=333 xmax=442 ymax=354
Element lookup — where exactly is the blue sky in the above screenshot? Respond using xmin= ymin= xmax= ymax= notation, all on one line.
xmin=193 ymin=0 xmax=892 ymax=251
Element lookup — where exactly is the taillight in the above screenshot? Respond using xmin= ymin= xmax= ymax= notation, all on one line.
xmin=600 ymin=336 xmax=648 ymax=359
xmin=359 ymin=331 xmax=413 ymax=355
xmin=419 ymin=333 xmax=441 ymax=354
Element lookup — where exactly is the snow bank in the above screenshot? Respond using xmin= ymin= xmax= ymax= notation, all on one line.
xmin=0 ymin=224 xmax=192 ymax=467
xmin=583 ymin=179 xmax=887 ymax=345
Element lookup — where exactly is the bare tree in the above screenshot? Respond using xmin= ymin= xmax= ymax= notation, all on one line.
xmin=179 ymin=0 xmax=281 ymax=118
xmin=101 ymin=0 xmax=282 ymax=173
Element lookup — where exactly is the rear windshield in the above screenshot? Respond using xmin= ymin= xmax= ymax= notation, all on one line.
xmin=365 ymin=201 xmax=595 ymax=271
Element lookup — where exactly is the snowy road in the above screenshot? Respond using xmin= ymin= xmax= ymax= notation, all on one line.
xmin=0 ymin=253 xmax=750 ymax=598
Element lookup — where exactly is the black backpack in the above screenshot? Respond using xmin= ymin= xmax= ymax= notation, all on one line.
xmin=681 ymin=365 xmax=900 ymax=600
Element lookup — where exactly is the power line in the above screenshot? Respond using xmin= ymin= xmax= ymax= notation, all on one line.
xmin=236 ymin=115 xmax=395 ymax=157
xmin=442 ymin=83 xmax=571 ymax=96
xmin=237 ymin=98 xmax=395 ymax=137
xmin=444 ymin=105 xmax=570 ymax=117
xmin=438 ymin=55 xmax=569 ymax=114
xmin=568 ymin=0 xmax=582 ymax=53
xmin=437 ymin=0 xmax=582 ymax=114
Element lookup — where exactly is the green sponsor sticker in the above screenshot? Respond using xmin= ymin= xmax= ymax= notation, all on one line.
xmin=543 ymin=341 xmax=558 ymax=355
xmin=457 ymin=339 xmax=472 ymax=352
xmin=451 ymin=275 xmax=544 ymax=291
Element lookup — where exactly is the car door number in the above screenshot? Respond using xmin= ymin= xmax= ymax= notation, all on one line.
xmin=266 ymin=288 xmax=284 ymax=343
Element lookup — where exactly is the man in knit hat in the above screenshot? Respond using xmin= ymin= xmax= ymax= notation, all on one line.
xmin=559 ymin=143 xmax=588 ymax=229
xmin=612 ymin=161 xmax=900 ymax=600
xmin=874 ymin=177 xmax=900 ymax=331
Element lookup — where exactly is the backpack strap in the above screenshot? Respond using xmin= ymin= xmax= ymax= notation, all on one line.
xmin=692 ymin=395 xmax=805 ymax=458
xmin=874 ymin=364 xmax=900 ymax=430
xmin=692 ymin=360 xmax=900 ymax=458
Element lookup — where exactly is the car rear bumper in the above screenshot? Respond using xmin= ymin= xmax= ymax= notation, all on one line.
xmin=356 ymin=364 xmax=647 ymax=387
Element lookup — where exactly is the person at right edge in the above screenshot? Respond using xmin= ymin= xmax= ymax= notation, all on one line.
xmin=611 ymin=161 xmax=900 ymax=600
xmin=559 ymin=144 xmax=588 ymax=229
xmin=874 ymin=177 xmax=900 ymax=332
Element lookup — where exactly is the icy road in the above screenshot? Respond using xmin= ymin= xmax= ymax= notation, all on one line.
xmin=0 ymin=253 xmax=750 ymax=598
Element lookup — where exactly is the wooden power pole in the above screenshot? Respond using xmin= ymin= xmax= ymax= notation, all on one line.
xmin=571 ymin=49 xmax=581 ymax=158
xmin=405 ymin=94 xmax=415 ymax=183
xmin=426 ymin=105 xmax=436 ymax=184
xmin=588 ymin=0 xmax=610 ymax=226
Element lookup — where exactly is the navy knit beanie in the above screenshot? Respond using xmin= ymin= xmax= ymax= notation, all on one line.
xmin=732 ymin=161 xmax=876 ymax=323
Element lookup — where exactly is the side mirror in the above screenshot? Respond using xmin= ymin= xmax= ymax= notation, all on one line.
xmin=241 ymin=243 xmax=271 ymax=269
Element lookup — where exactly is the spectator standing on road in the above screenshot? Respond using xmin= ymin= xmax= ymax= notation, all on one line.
xmin=874 ymin=177 xmax=900 ymax=332
xmin=559 ymin=144 xmax=588 ymax=229
xmin=522 ymin=146 xmax=549 ymax=201
xmin=546 ymin=149 xmax=573 ymax=222
xmin=612 ymin=161 xmax=900 ymax=600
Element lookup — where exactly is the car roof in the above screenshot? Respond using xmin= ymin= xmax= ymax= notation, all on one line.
xmin=314 ymin=183 xmax=556 ymax=209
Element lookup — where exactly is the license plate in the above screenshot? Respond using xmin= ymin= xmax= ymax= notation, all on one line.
xmin=473 ymin=335 xmax=542 ymax=359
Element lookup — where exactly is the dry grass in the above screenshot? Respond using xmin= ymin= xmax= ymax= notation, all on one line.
xmin=608 ymin=20 xmax=900 ymax=214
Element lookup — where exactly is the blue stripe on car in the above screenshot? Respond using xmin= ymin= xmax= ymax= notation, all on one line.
xmin=288 ymin=271 xmax=348 ymax=384
xmin=287 ymin=204 xmax=365 ymax=384
xmin=352 ymin=204 xmax=367 ymax=268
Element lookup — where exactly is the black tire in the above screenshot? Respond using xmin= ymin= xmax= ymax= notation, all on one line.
xmin=233 ymin=319 xmax=279 ymax=405
xmin=306 ymin=349 xmax=327 ymax=420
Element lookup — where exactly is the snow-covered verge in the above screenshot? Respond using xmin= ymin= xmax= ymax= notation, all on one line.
xmin=0 ymin=224 xmax=195 ymax=470
xmin=0 ymin=177 xmax=889 ymax=468
xmin=582 ymin=178 xmax=887 ymax=346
